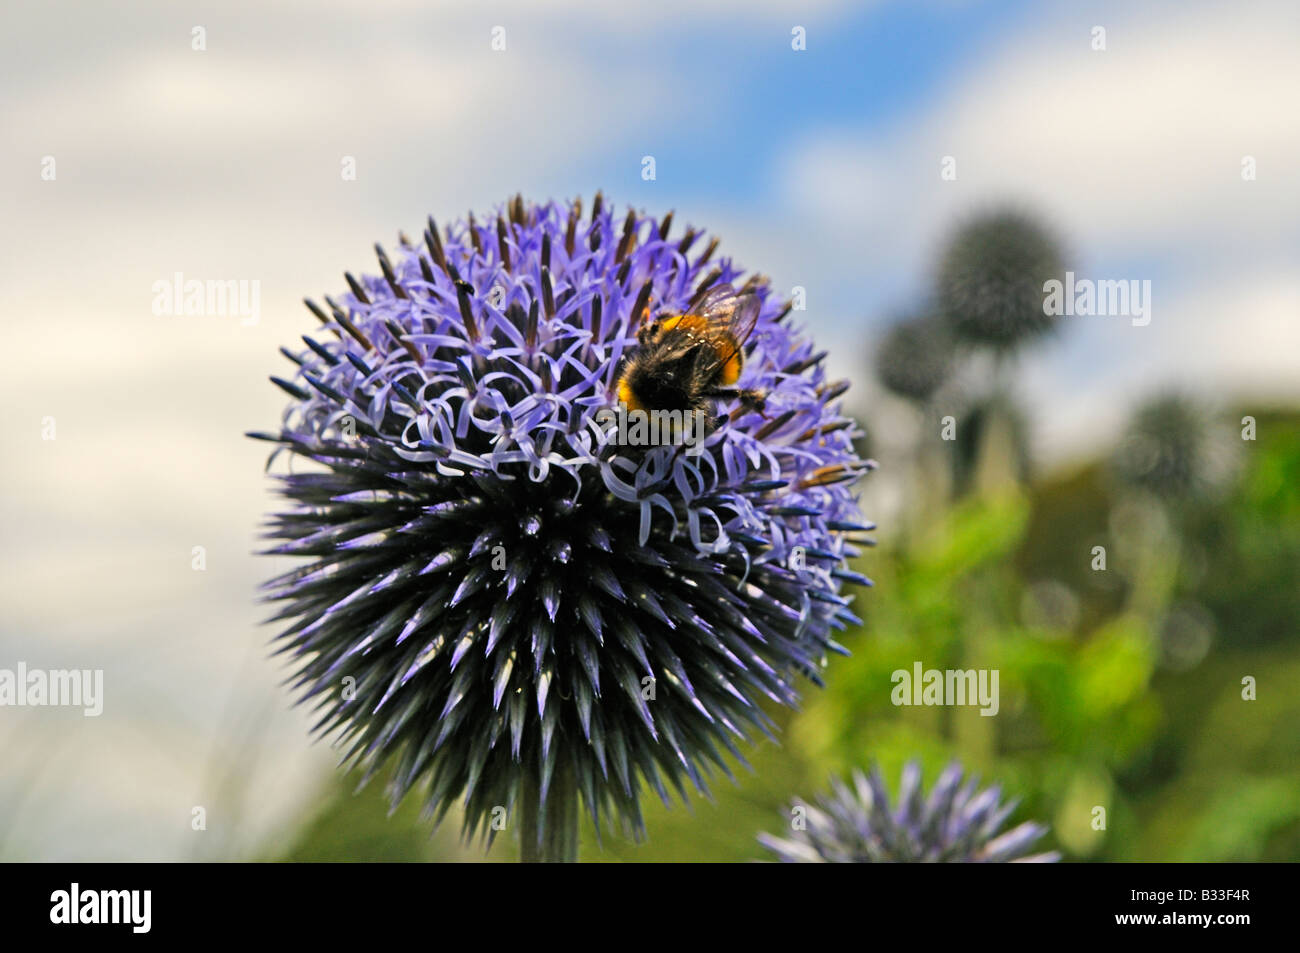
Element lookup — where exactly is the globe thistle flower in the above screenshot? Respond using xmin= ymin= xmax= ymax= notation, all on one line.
xmin=936 ymin=210 xmax=1064 ymax=351
xmin=1112 ymin=392 xmax=1237 ymax=502
xmin=874 ymin=313 xmax=956 ymax=403
xmin=759 ymin=761 xmax=1059 ymax=863
xmin=250 ymin=195 xmax=874 ymax=860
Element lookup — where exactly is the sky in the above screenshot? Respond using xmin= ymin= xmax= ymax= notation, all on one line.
xmin=1 ymin=0 xmax=1296 ymax=859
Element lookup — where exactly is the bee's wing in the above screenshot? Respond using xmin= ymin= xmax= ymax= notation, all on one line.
xmin=693 ymin=282 xmax=741 ymax=319
xmin=705 ymin=292 xmax=762 ymax=377
xmin=721 ymin=292 xmax=761 ymax=343
xmin=695 ymin=285 xmax=760 ymax=338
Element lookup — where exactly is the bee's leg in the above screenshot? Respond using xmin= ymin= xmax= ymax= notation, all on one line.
xmin=707 ymin=387 xmax=768 ymax=417
xmin=633 ymin=294 xmax=661 ymax=345
xmin=738 ymin=389 xmax=767 ymax=415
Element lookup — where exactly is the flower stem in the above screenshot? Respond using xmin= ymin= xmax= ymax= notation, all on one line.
xmin=519 ymin=764 xmax=579 ymax=862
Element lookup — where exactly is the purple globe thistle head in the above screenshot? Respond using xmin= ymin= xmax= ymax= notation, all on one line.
xmin=936 ymin=209 xmax=1065 ymax=352
xmin=874 ymin=312 xmax=957 ymax=403
xmin=251 ymin=194 xmax=874 ymax=859
xmin=760 ymin=760 xmax=1059 ymax=863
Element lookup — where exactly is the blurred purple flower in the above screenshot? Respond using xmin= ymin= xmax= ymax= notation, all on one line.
xmin=760 ymin=760 xmax=1059 ymax=863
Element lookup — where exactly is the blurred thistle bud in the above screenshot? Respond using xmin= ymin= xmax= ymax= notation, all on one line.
xmin=1112 ymin=392 xmax=1237 ymax=501
xmin=874 ymin=314 xmax=956 ymax=403
xmin=936 ymin=209 xmax=1065 ymax=351
xmin=760 ymin=760 xmax=1059 ymax=863
xmin=251 ymin=195 xmax=875 ymax=861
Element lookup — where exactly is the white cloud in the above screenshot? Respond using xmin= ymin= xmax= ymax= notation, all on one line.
xmin=784 ymin=1 xmax=1300 ymax=257
xmin=777 ymin=0 xmax=1300 ymax=461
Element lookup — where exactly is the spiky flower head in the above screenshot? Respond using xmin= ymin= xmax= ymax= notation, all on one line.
xmin=252 ymin=194 xmax=873 ymax=856
xmin=759 ymin=761 xmax=1059 ymax=862
xmin=936 ymin=209 xmax=1064 ymax=351
xmin=874 ymin=313 xmax=956 ymax=403
xmin=1112 ymin=392 xmax=1237 ymax=502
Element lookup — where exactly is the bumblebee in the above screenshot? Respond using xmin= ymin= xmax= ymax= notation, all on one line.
xmin=616 ymin=284 xmax=766 ymax=420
